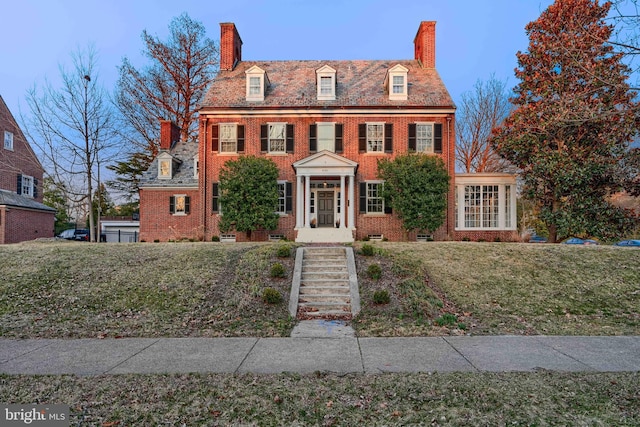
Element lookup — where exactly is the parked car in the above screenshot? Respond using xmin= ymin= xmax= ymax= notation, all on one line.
xmin=57 ymin=228 xmax=90 ymax=241
xmin=614 ymin=239 xmax=640 ymax=247
xmin=528 ymin=234 xmax=548 ymax=243
xmin=562 ymin=237 xmax=598 ymax=245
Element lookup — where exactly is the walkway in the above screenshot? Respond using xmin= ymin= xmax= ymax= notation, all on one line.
xmin=1 ymin=329 xmax=638 ymax=376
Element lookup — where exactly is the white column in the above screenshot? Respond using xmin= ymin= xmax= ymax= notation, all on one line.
xmin=339 ymin=175 xmax=346 ymax=228
xmin=348 ymin=175 xmax=355 ymax=229
xmin=304 ymin=175 xmax=311 ymax=228
xmin=295 ymin=175 xmax=303 ymax=228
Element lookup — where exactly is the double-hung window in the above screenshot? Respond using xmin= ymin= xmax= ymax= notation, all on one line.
xmin=392 ymin=75 xmax=405 ymax=95
xmin=416 ymin=123 xmax=434 ymax=153
xmin=170 ymin=195 xmax=190 ymax=215
xmin=4 ymin=131 xmax=13 ymax=151
xmin=276 ymin=181 xmax=292 ymax=215
xmin=21 ymin=175 xmax=34 ymax=198
xmin=220 ymin=124 xmax=237 ymax=153
xmin=269 ymin=123 xmax=286 ymax=153
xmin=359 ymin=182 xmax=385 ymax=214
xmin=367 ymin=124 xmax=384 ymax=152
xmin=249 ymin=77 xmax=261 ymax=96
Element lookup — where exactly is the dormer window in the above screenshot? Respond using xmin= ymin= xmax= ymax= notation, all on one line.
xmin=245 ymin=65 xmax=268 ymax=101
xmin=157 ymin=152 xmax=174 ymax=179
xmin=316 ymin=65 xmax=336 ymax=101
xmin=386 ymin=64 xmax=408 ymax=100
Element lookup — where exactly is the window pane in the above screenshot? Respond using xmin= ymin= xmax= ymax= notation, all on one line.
xmin=317 ymin=123 xmax=335 ymax=152
xmin=249 ymin=77 xmax=261 ymax=95
xmin=392 ymin=75 xmax=404 ymax=94
xmin=4 ymin=131 xmax=13 ymax=150
xmin=367 ymin=183 xmax=383 ymax=213
xmin=276 ymin=183 xmax=286 ymax=213
xmin=269 ymin=124 xmax=286 ymax=152
xmin=464 ymin=185 xmax=481 ymax=228
xmin=416 ymin=124 xmax=433 ymax=152
xmin=220 ymin=124 xmax=237 ymax=152
xmin=367 ymin=124 xmax=383 ymax=152
xmin=175 ymin=196 xmax=186 ymax=213
xmin=320 ymin=76 xmax=332 ymax=95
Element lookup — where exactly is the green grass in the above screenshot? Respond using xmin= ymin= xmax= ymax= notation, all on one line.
xmin=0 ymin=372 xmax=638 ymax=425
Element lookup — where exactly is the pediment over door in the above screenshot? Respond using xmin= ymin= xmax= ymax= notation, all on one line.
xmin=292 ymin=150 xmax=358 ymax=177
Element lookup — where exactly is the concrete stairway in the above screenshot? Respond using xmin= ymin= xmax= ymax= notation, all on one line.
xmin=289 ymin=247 xmax=360 ymax=320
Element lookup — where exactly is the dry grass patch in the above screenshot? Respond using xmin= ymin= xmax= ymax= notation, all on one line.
xmin=1 ymin=372 xmax=638 ymax=425
xmin=354 ymin=242 xmax=639 ymax=336
xmin=0 ymin=241 xmax=296 ymax=338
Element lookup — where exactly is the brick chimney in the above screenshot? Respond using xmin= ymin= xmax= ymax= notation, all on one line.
xmin=220 ymin=22 xmax=242 ymax=71
xmin=414 ymin=21 xmax=436 ymax=68
xmin=160 ymin=120 xmax=180 ymax=150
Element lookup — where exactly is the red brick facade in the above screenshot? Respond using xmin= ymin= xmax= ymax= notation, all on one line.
xmin=139 ymin=21 xmax=516 ymax=243
xmin=0 ymin=95 xmax=55 ymax=244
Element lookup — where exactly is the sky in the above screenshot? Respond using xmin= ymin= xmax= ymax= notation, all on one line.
xmin=0 ymin=0 xmax=557 ymax=120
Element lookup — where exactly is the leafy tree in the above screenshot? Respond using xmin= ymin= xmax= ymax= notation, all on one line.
xmin=218 ymin=156 xmax=280 ymax=240
xmin=112 ymin=13 xmax=218 ymax=198
xmin=377 ymin=153 xmax=450 ymax=235
xmin=491 ymin=0 xmax=639 ymax=243
xmin=24 ymin=46 xmax=119 ymax=242
xmin=42 ymin=177 xmax=71 ymax=234
xmin=456 ymin=75 xmax=513 ymax=172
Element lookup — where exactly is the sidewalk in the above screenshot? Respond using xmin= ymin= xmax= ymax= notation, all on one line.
xmin=1 ymin=325 xmax=638 ymax=376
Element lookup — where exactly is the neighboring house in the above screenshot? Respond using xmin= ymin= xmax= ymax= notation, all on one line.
xmin=0 ymin=95 xmax=55 ymax=244
xmin=140 ymin=22 xmax=517 ymax=242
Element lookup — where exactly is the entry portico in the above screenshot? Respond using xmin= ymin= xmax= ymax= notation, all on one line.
xmin=293 ymin=151 xmax=358 ymax=242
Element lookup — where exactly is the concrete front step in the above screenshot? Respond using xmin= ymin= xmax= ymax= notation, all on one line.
xmin=302 ymin=273 xmax=348 ymax=280
xmin=299 ymin=286 xmax=350 ymax=295
xmin=298 ymin=295 xmax=351 ymax=303
xmin=302 ymin=265 xmax=348 ymax=271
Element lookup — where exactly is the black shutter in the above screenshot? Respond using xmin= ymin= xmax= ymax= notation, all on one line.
xmin=384 ymin=123 xmax=393 ymax=153
xmin=184 ymin=196 xmax=190 ymax=214
xmin=408 ymin=124 xmax=416 ymax=152
xmin=358 ymin=124 xmax=366 ymax=152
xmin=237 ymin=125 xmax=245 ymax=152
xmin=285 ymin=182 xmax=292 ymax=213
xmin=335 ymin=124 xmax=343 ymax=153
xmin=359 ymin=182 xmax=367 ymax=213
xmin=309 ymin=124 xmax=317 ymax=152
xmin=16 ymin=174 xmax=22 ymax=195
xmin=434 ymin=123 xmax=443 ymax=153
xmin=211 ymin=125 xmax=219 ymax=151
xmin=33 ymin=178 xmax=38 ymax=199
xmin=286 ymin=124 xmax=294 ymax=153
xmin=212 ymin=183 xmax=219 ymax=213
xmin=384 ymin=203 xmax=393 ymax=214
xmin=169 ymin=196 xmax=175 ymax=214
xmin=260 ymin=125 xmax=268 ymax=152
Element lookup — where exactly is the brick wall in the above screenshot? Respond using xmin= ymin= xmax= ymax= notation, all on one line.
xmin=139 ymin=188 xmax=201 ymax=242
xmin=0 ymin=207 xmax=55 ymax=244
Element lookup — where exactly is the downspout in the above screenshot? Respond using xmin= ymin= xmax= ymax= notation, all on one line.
xmin=447 ymin=116 xmax=452 ymax=239
xmin=202 ymin=118 xmax=208 ymax=241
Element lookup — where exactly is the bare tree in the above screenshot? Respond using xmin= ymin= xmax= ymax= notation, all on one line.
xmin=455 ymin=76 xmax=512 ymax=173
xmin=608 ymin=0 xmax=640 ymax=89
xmin=24 ymin=46 xmax=119 ymax=242
xmin=111 ymin=13 xmax=219 ymax=200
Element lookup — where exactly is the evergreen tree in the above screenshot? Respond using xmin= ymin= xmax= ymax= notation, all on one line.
xmin=491 ymin=0 xmax=639 ymax=242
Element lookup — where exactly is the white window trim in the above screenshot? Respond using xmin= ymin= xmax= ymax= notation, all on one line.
xmin=21 ymin=174 xmax=34 ymax=198
xmin=245 ymin=65 xmax=268 ymax=102
xmin=276 ymin=180 xmax=287 ymax=215
xmin=316 ymin=122 xmax=336 ymax=152
xmin=267 ymin=122 xmax=287 ymax=154
xmin=172 ymin=194 xmax=188 ymax=216
xmin=386 ymin=64 xmax=408 ymax=101
xmin=157 ymin=153 xmax=173 ymax=180
xmin=454 ymin=177 xmax=517 ymax=231
xmin=219 ymin=123 xmax=238 ymax=153
xmin=4 ymin=131 xmax=14 ymax=151
xmin=316 ymin=65 xmax=336 ymax=101
xmin=415 ymin=122 xmax=435 ymax=154
xmin=365 ymin=180 xmax=385 ymax=215
xmin=366 ymin=122 xmax=385 ymax=153
xmin=193 ymin=156 xmax=199 ymax=179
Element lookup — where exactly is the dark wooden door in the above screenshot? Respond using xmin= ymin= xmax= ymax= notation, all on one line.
xmin=317 ymin=191 xmax=334 ymax=227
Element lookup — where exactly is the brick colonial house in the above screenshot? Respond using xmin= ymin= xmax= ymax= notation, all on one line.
xmin=0 ymin=95 xmax=55 ymax=244
xmin=139 ymin=22 xmax=517 ymax=242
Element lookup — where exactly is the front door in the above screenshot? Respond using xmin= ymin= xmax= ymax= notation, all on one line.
xmin=317 ymin=191 xmax=334 ymax=227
